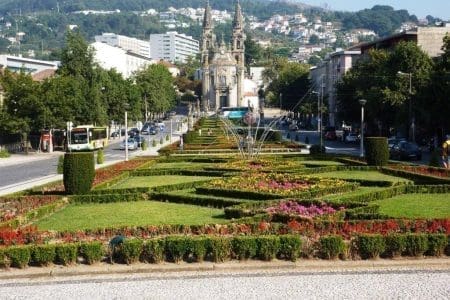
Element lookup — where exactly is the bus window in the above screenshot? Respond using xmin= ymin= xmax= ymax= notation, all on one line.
xmin=71 ymin=128 xmax=88 ymax=144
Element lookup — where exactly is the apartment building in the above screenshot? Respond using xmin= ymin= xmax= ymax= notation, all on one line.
xmin=150 ymin=31 xmax=199 ymax=63
xmin=95 ymin=33 xmax=151 ymax=58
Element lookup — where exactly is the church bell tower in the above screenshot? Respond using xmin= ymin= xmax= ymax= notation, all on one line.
xmin=232 ymin=0 xmax=246 ymax=107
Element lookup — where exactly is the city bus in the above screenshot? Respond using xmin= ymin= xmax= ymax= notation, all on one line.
xmin=68 ymin=125 xmax=108 ymax=151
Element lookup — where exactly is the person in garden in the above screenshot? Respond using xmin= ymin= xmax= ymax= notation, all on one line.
xmin=442 ymin=135 xmax=450 ymax=169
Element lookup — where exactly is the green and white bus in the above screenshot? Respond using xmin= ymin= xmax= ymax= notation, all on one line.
xmin=68 ymin=125 xmax=108 ymax=151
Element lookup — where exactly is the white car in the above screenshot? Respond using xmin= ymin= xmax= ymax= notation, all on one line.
xmin=345 ymin=133 xmax=359 ymax=143
xmin=120 ymin=138 xmax=138 ymax=150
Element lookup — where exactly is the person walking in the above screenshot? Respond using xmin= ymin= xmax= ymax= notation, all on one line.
xmin=442 ymin=135 xmax=450 ymax=169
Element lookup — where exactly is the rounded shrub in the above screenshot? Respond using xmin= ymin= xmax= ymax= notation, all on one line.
xmin=79 ymin=241 xmax=104 ymax=264
xmin=117 ymin=239 xmax=143 ymax=264
xmin=31 ymin=245 xmax=56 ymax=266
xmin=152 ymin=139 xmax=157 ymax=147
xmin=96 ymin=149 xmax=104 ymax=164
xmin=429 ymin=150 xmax=441 ymax=167
xmin=356 ymin=234 xmax=385 ymax=259
xmin=6 ymin=246 xmax=31 ymax=268
xmin=63 ymin=152 xmax=95 ymax=195
xmin=55 ymin=243 xmax=78 ymax=265
xmin=231 ymin=236 xmax=257 ymax=260
xmin=185 ymin=236 xmax=207 ymax=262
xmin=57 ymin=155 xmax=64 ymax=174
xmin=426 ymin=234 xmax=447 ymax=256
xmin=160 ymin=137 xmax=164 ymax=145
xmin=319 ymin=235 xmax=345 ymax=259
xmin=405 ymin=233 xmax=428 ymax=257
xmin=143 ymin=238 xmax=165 ymax=263
xmin=304 ymin=136 xmax=310 ymax=144
xmin=164 ymin=236 xmax=187 ymax=263
xmin=205 ymin=237 xmax=231 ymax=263
xmin=0 ymin=148 xmax=10 ymax=158
xmin=0 ymin=248 xmax=10 ymax=269
xmin=256 ymin=236 xmax=280 ymax=261
xmin=309 ymin=144 xmax=325 ymax=155
xmin=364 ymin=137 xmax=389 ymax=166
xmin=279 ymin=235 xmax=302 ymax=261
xmin=166 ymin=134 xmax=170 ymax=141
xmin=383 ymin=234 xmax=406 ymax=258
xmin=141 ymin=140 xmax=148 ymax=151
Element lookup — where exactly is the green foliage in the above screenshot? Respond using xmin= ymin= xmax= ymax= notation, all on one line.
xmin=142 ymin=140 xmax=148 ymax=151
xmin=160 ymin=137 xmax=164 ymax=145
xmin=256 ymin=236 xmax=280 ymax=261
xmin=96 ymin=149 xmax=104 ymax=164
xmin=6 ymin=246 xmax=31 ymax=268
xmin=426 ymin=234 xmax=447 ymax=256
xmin=405 ymin=233 xmax=428 ymax=257
xmin=0 ymin=149 xmax=10 ymax=158
xmin=143 ymin=238 xmax=165 ymax=263
xmin=279 ymin=235 xmax=302 ymax=261
xmin=55 ymin=243 xmax=78 ymax=265
xmin=152 ymin=139 xmax=157 ymax=147
xmin=429 ymin=150 xmax=441 ymax=167
xmin=319 ymin=235 xmax=345 ymax=259
xmin=164 ymin=236 xmax=187 ymax=263
xmin=79 ymin=241 xmax=104 ymax=264
xmin=309 ymin=144 xmax=325 ymax=155
xmin=31 ymin=244 xmax=56 ymax=266
xmin=206 ymin=236 xmax=231 ymax=263
xmin=231 ymin=236 xmax=257 ymax=260
xmin=117 ymin=239 xmax=143 ymax=264
xmin=166 ymin=134 xmax=170 ymax=142
xmin=63 ymin=152 xmax=95 ymax=195
xmin=57 ymin=155 xmax=64 ymax=174
xmin=356 ymin=234 xmax=385 ymax=259
xmin=0 ymin=248 xmax=10 ymax=268
xmin=384 ymin=234 xmax=407 ymax=257
xmin=364 ymin=137 xmax=389 ymax=166
xmin=185 ymin=236 xmax=207 ymax=262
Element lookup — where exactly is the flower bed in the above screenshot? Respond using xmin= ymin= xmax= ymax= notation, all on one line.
xmin=387 ymin=164 xmax=450 ymax=178
xmin=216 ymin=158 xmax=305 ymax=171
xmin=93 ymin=159 xmax=153 ymax=187
xmin=0 ymin=195 xmax=61 ymax=223
xmin=206 ymin=172 xmax=349 ymax=197
xmin=266 ymin=200 xmax=340 ymax=218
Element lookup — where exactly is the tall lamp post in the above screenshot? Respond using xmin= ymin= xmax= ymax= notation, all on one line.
xmin=359 ymin=99 xmax=367 ymax=157
xmin=397 ymin=71 xmax=414 ymax=142
xmin=124 ymin=103 xmax=130 ymax=162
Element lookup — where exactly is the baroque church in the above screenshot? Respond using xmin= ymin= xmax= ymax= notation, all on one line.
xmin=200 ymin=0 xmax=259 ymax=111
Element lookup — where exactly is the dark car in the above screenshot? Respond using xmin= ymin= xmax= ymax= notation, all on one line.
xmin=134 ymin=135 xmax=146 ymax=148
xmin=390 ymin=141 xmax=422 ymax=161
xmin=324 ymin=130 xmax=337 ymax=140
xmin=128 ymin=128 xmax=140 ymax=137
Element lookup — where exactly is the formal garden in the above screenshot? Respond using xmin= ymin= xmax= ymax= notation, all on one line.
xmin=0 ymin=117 xmax=449 ymax=269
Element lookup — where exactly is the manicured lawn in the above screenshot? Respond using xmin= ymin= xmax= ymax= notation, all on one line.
xmin=111 ymin=175 xmax=214 ymax=189
xmin=313 ymin=171 xmax=411 ymax=183
xmin=35 ymin=201 xmax=227 ymax=231
xmin=299 ymin=160 xmax=345 ymax=166
xmin=322 ymin=186 xmax=387 ymax=201
xmin=374 ymin=194 xmax=450 ymax=219
xmin=152 ymin=162 xmax=211 ymax=169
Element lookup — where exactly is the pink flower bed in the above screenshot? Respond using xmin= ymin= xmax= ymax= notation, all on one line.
xmin=266 ymin=200 xmax=339 ymax=217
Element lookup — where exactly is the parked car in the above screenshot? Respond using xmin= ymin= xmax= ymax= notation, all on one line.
xmin=134 ymin=135 xmax=146 ymax=148
xmin=128 ymin=128 xmax=140 ymax=137
xmin=390 ymin=141 xmax=422 ymax=161
xmin=388 ymin=137 xmax=406 ymax=150
xmin=324 ymin=130 xmax=337 ymax=140
xmin=345 ymin=133 xmax=360 ymax=143
xmin=120 ymin=138 xmax=138 ymax=150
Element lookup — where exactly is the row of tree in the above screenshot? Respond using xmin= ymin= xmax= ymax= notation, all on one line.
xmin=336 ymin=36 xmax=450 ymax=140
xmin=0 ymin=30 xmax=176 ymax=140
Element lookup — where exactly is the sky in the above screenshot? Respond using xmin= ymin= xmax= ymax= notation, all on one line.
xmin=298 ymin=0 xmax=450 ymax=20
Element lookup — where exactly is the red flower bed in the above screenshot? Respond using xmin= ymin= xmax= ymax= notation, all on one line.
xmin=0 ymin=225 xmax=39 ymax=246
xmin=0 ymin=195 xmax=61 ymax=222
xmin=387 ymin=164 xmax=450 ymax=178
xmin=93 ymin=159 xmax=151 ymax=186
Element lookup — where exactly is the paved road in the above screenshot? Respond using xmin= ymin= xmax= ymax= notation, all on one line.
xmin=1 ymin=269 xmax=448 ymax=299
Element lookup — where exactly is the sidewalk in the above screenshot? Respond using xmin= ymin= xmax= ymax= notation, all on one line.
xmin=0 ymin=257 xmax=448 ymax=281
xmin=0 ymin=151 xmax=62 ymax=168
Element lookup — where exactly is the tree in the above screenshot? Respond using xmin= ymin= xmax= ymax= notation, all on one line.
xmin=134 ymin=64 xmax=176 ymax=118
xmin=309 ymin=34 xmax=320 ymax=45
xmin=244 ymin=35 xmax=262 ymax=67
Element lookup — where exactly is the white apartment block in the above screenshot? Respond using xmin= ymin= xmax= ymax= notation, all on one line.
xmin=149 ymin=31 xmax=199 ymax=63
xmin=95 ymin=33 xmax=151 ymax=58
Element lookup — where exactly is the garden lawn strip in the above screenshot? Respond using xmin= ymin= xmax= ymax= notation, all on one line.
xmin=110 ymin=175 xmax=216 ymax=189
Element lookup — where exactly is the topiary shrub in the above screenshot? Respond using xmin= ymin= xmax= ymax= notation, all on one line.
xmin=279 ymin=235 xmax=302 ymax=261
xmin=185 ymin=236 xmax=207 ymax=262
xmin=79 ymin=241 xmax=104 ymax=264
xmin=231 ymin=236 xmax=257 ymax=260
xmin=256 ymin=236 xmax=280 ymax=261
xmin=6 ymin=246 xmax=31 ymax=268
xmin=152 ymin=139 xmax=157 ymax=147
xmin=426 ymin=234 xmax=447 ymax=256
xmin=31 ymin=244 xmax=56 ymax=266
xmin=96 ymin=149 xmax=104 ymax=164
xmin=429 ymin=150 xmax=441 ymax=167
xmin=319 ymin=235 xmax=345 ymax=259
xmin=405 ymin=233 xmax=428 ymax=257
xmin=356 ymin=234 xmax=385 ymax=259
xmin=166 ymin=134 xmax=170 ymax=141
xmin=142 ymin=140 xmax=148 ymax=151
xmin=304 ymin=136 xmax=310 ymax=144
xmin=206 ymin=237 xmax=231 ymax=263
xmin=55 ymin=243 xmax=78 ymax=265
xmin=117 ymin=239 xmax=143 ymax=264
xmin=364 ymin=137 xmax=389 ymax=166
xmin=309 ymin=144 xmax=325 ymax=155
xmin=164 ymin=236 xmax=187 ymax=263
xmin=143 ymin=238 xmax=165 ymax=263
xmin=0 ymin=148 xmax=10 ymax=158
xmin=383 ymin=234 xmax=406 ymax=258
xmin=57 ymin=155 xmax=64 ymax=174
xmin=63 ymin=152 xmax=95 ymax=195
xmin=0 ymin=248 xmax=11 ymax=269
xmin=160 ymin=137 xmax=164 ymax=145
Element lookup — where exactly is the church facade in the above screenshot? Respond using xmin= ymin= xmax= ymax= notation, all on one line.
xmin=201 ymin=0 xmax=258 ymax=111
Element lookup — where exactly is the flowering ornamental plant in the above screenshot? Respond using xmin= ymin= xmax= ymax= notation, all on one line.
xmin=217 ymin=158 xmax=304 ymax=171
xmin=387 ymin=165 xmax=450 ymax=178
xmin=207 ymin=172 xmax=347 ymax=196
xmin=0 ymin=195 xmax=61 ymax=222
xmin=266 ymin=200 xmax=338 ymax=217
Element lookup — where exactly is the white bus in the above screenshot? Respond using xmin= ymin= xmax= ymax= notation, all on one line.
xmin=68 ymin=125 xmax=108 ymax=151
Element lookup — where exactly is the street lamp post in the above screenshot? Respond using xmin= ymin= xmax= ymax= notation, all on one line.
xmin=397 ymin=71 xmax=414 ymax=142
xmin=359 ymin=99 xmax=367 ymax=157
xmin=279 ymin=93 xmax=282 ymax=114
xmin=124 ymin=110 xmax=128 ymax=161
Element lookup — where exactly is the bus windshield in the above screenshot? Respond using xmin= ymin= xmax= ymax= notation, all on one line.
xmin=71 ymin=129 xmax=88 ymax=144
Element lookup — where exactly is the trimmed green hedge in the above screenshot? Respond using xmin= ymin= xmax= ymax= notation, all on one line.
xmin=319 ymin=235 xmax=345 ymax=259
xmin=131 ymin=169 xmax=227 ymax=177
xmin=55 ymin=243 xmax=78 ymax=265
xmin=79 ymin=241 xmax=104 ymax=264
xmin=63 ymin=152 xmax=95 ymax=195
xmin=71 ymin=192 xmax=147 ymax=204
xmin=365 ymin=137 xmax=389 ymax=166
xmin=355 ymin=234 xmax=385 ymax=259
xmin=381 ymin=168 xmax=450 ymax=185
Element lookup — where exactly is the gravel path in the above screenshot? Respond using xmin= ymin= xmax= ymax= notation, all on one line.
xmin=1 ymin=269 xmax=449 ymax=299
